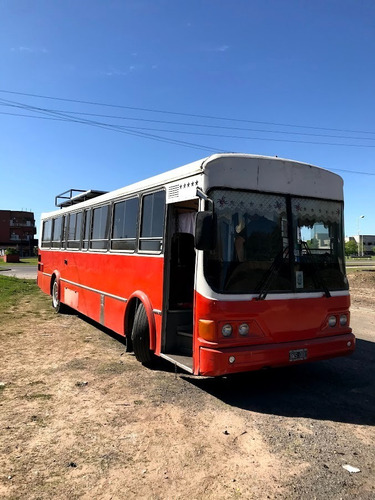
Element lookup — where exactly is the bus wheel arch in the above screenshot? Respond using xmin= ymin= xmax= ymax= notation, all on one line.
xmin=50 ymin=273 xmax=67 ymax=314
xmin=126 ymin=292 xmax=156 ymax=363
xmin=124 ymin=298 xmax=139 ymax=352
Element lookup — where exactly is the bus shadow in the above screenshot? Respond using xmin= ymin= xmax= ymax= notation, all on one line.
xmin=74 ymin=311 xmax=375 ymax=425
xmin=183 ymin=338 xmax=375 ymax=426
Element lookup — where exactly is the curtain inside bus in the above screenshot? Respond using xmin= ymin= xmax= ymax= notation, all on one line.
xmin=204 ymin=189 xmax=348 ymax=294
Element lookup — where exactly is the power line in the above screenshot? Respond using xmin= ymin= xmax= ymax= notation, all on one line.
xmin=1 ymin=106 xmax=375 ymax=149
xmin=1 ymin=88 xmax=375 ymax=136
xmin=0 ymin=98 xmax=221 ymax=153
xmin=1 ymin=101 xmax=374 ymax=142
xmin=1 ymin=105 xmax=374 ymax=177
xmin=2 ymin=92 xmax=375 ymax=182
xmin=330 ymin=168 xmax=375 ymax=177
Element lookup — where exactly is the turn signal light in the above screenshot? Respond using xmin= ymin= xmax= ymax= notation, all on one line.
xmin=198 ymin=320 xmax=216 ymax=342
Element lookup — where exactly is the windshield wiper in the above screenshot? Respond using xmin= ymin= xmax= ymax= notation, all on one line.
xmin=255 ymin=247 xmax=289 ymax=301
xmin=301 ymin=241 xmax=331 ymax=298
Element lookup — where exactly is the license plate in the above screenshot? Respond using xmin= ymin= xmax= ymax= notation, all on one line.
xmin=289 ymin=348 xmax=308 ymax=362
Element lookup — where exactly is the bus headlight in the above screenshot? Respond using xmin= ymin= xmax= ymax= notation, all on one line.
xmin=340 ymin=314 xmax=348 ymax=326
xmin=222 ymin=324 xmax=233 ymax=337
xmin=238 ymin=323 xmax=249 ymax=336
xmin=328 ymin=316 xmax=337 ymax=327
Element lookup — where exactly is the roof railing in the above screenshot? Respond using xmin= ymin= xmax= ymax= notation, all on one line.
xmin=55 ymin=189 xmax=108 ymax=208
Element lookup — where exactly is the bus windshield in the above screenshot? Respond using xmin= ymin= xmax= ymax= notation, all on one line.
xmin=204 ymin=189 xmax=348 ymax=294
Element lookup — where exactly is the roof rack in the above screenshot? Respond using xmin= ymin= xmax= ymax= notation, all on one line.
xmin=55 ymin=189 xmax=108 ymax=208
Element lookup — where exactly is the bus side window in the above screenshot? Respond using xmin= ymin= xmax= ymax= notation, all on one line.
xmin=67 ymin=212 xmax=83 ymax=249
xmin=90 ymin=205 xmax=110 ymax=250
xmin=111 ymin=197 xmax=139 ymax=251
xmin=139 ymin=191 xmax=166 ymax=252
xmin=41 ymin=219 xmax=52 ymax=248
xmin=76 ymin=211 xmax=83 ymax=250
xmin=82 ymin=210 xmax=91 ymax=250
xmin=63 ymin=215 xmax=68 ymax=249
xmin=51 ymin=216 xmax=63 ymax=248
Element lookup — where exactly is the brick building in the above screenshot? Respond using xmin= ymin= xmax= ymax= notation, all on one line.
xmin=0 ymin=210 xmax=37 ymax=257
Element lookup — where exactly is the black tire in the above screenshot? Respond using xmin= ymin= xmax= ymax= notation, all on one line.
xmin=132 ymin=304 xmax=153 ymax=364
xmin=51 ymin=279 xmax=68 ymax=314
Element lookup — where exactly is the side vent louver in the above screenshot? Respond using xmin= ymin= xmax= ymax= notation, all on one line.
xmin=168 ymin=184 xmax=180 ymax=199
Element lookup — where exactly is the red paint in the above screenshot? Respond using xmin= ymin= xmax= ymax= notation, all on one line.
xmin=38 ymin=250 xmax=164 ymax=347
xmin=198 ymin=334 xmax=355 ymax=377
xmin=192 ymin=292 xmax=354 ymax=375
xmin=38 ymin=249 xmax=354 ymax=376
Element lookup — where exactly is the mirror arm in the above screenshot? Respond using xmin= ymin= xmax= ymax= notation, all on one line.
xmin=196 ymin=187 xmax=213 ymax=211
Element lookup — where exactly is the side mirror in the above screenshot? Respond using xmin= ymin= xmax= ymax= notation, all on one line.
xmin=195 ymin=211 xmax=216 ymax=251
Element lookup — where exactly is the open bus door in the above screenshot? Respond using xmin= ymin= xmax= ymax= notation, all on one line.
xmin=161 ymin=199 xmax=198 ymax=372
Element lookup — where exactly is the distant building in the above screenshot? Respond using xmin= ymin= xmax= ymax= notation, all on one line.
xmin=0 ymin=210 xmax=37 ymax=257
xmin=345 ymin=235 xmax=375 ymax=255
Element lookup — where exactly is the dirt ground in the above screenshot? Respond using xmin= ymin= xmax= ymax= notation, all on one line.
xmin=0 ymin=272 xmax=374 ymax=499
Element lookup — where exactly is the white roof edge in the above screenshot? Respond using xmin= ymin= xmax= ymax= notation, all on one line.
xmin=42 ymin=156 xmax=208 ymax=218
xmin=203 ymin=152 xmax=338 ymax=176
xmin=41 ymin=153 xmax=342 ymax=219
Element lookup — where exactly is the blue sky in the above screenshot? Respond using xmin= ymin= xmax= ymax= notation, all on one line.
xmin=1 ymin=0 xmax=374 ymax=238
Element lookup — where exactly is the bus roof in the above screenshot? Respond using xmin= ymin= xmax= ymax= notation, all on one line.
xmin=41 ymin=154 xmax=343 ymax=218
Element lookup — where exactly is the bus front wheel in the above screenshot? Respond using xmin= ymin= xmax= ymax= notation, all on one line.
xmin=132 ymin=304 xmax=153 ymax=365
xmin=52 ymin=279 xmax=68 ymax=314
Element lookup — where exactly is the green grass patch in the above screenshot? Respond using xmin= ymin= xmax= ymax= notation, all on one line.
xmin=0 ymin=257 xmax=38 ymax=267
xmin=346 ymin=256 xmax=375 ymax=261
xmin=0 ymin=275 xmax=39 ymax=314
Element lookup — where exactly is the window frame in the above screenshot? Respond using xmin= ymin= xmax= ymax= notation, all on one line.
xmin=82 ymin=209 xmax=92 ymax=251
xmin=66 ymin=211 xmax=83 ymax=250
xmin=89 ymin=204 xmax=110 ymax=251
xmin=51 ymin=216 xmax=64 ymax=249
xmin=110 ymin=196 xmax=139 ymax=253
xmin=203 ymin=188 xmax=347 ymax=295
xmin=41 ymin=219 xmax=52 ymax=248
xmin=138 ymin=189 xmax=166 ymax=254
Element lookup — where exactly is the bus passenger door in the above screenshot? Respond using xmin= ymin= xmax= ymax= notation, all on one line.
xmin=162 ymin=201 xmax=198 ymax=362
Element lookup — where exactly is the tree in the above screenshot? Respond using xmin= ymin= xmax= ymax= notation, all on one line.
xmin=345 ymin=240 xmax=358 ymax=257
xmin=307 ymin=238 xmax=319 ymax=249
xmin=5 ymin=247 xmax=19 ymax=255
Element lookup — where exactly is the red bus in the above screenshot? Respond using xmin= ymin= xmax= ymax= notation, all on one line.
xmin=38 ymin=154 xmax=355 ymax=376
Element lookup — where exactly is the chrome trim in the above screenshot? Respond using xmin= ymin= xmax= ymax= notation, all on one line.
xmin=39 ymin=249 xmax=164 ymax=258
xmin=153 ymin=309 xmax=162 ymax=315
xmin=100 ymin=295 xmax=105 ymax=325
xmin=60 ymin=278 xmax=128 ymax=302
xmin=199 ymin=289 xmax=350 ymax=302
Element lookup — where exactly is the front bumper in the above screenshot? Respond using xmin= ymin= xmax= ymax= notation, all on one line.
xmin=198 ymin=333 xmax=355 ymax=376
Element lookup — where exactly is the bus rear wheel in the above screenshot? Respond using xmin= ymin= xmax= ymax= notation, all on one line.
xmin=132 ymin=304 xmax=153 ymax=365
xmin=52 ymin=279 xmax=68 ymax=314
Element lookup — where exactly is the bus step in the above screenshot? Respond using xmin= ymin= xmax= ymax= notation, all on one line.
xmin=160 ymin=353 xmax=193 ymax=373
